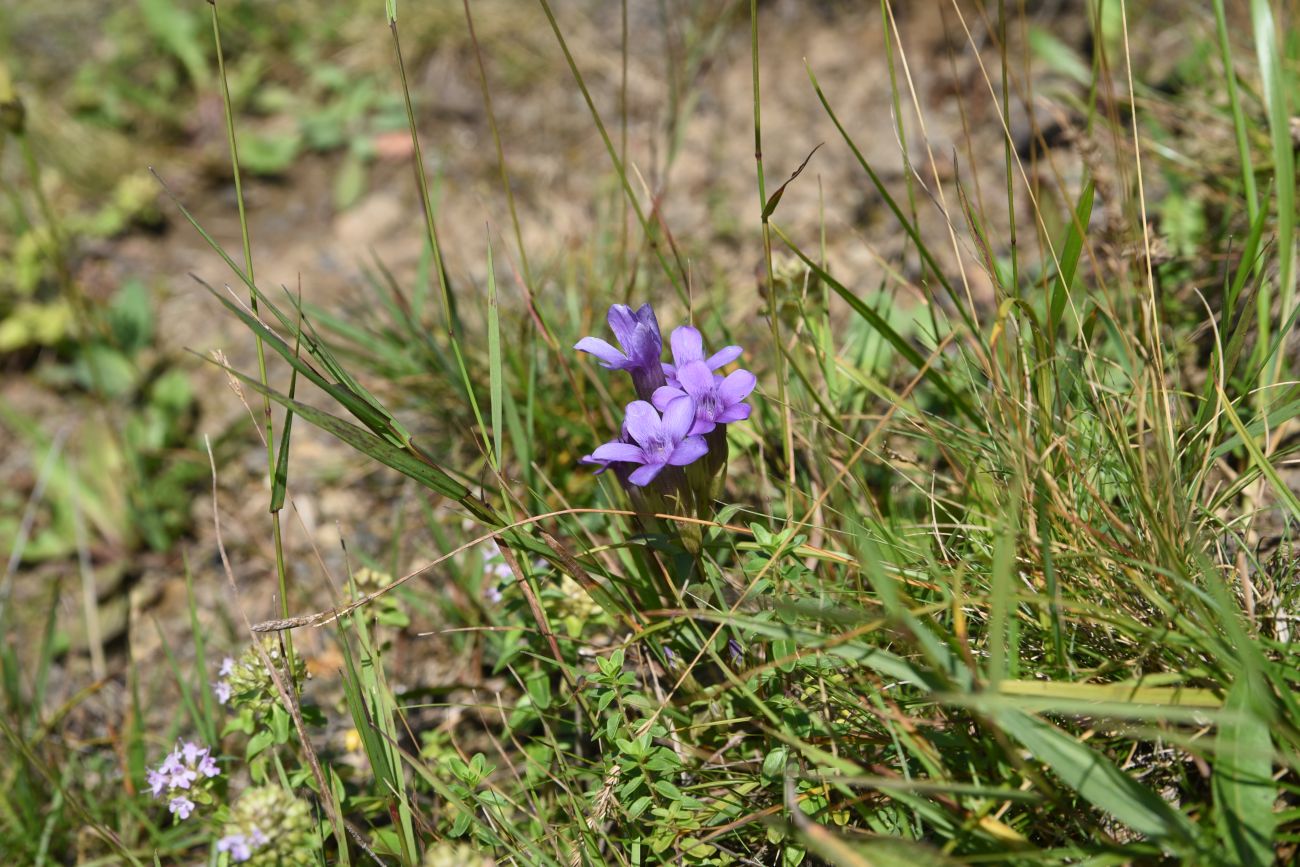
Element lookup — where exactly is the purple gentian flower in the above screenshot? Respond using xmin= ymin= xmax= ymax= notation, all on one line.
xmin=727 ymin=637 xmax=745 ymax=667
xmin=217 ymin=834 xmax=253 ymax=862
xmin=584 ymin=397 xmax=707 ymax=486
xmin=146 ymin=769 xmax=167 ymax=797
xmin=214 ymin=681 xmax=232 ymax=705
xmin=663 ymin=325 xmax=742 ymax=388
xmin=169 ymin=796 xmax=195 ymax=820
xmin=180 ymin=741 xmax=204 ymax=765
xmin=219 ymin=656 xmax=235 ymax=677
xmin=652 ymin=360 xmax=755 ymax=435
xmin=575 ymin=303 xmax=667 ymax=399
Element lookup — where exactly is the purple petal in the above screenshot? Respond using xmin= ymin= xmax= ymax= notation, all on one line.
xmin=628 ymin=463 xmax=665 ymax=486
xmin=706 ymin=345 xmax=743 ymax=370
xmin=580 ymin=454 xmax=611 ymax=474
xmin=688 ymin=418 xmax=716 ymax=436
xmin=667 ymin=436 xmax=708 ymax=466
xmin=623 ymin=401 xmax=662 ymax=449
xmin=590 ymin=442 xmax=646 ymax=464
xmin=676 ymin=360 xmax=716 ymax=396
xmin=651 ymin=385 xmax=686 ymax=411
xmin=606 ymin=304 xmax=638 ymax=348
xmin=670 ymin=326 xmax=705 ymax=366
xmin=661 ymin=395 xmax=696 ymax=440
xmin=633 ymin=303 xmax=660 ymax=331
xmin=717 ymin=369 xmax=757 ymax=405
xmin=715 ymin=403 xmax=751 ymax=423
xmin=625 ymin=322 xmax=663 ymax=368
xmin=574 ymin=336 xmax=628 ymax=368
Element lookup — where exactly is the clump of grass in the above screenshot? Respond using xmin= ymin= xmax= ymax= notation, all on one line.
xmin=5 ymin=1 xmax=1300 ymax=865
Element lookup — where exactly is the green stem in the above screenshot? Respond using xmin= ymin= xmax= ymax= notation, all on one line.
xmin=209 ymin=1 xmax=295 ymax=678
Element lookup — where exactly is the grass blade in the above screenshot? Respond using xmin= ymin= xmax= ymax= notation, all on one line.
xmin=1214 ymin=678 xmax=1276 ymax=866
xmin=993 ymin=709 xmax=1197 ymax=848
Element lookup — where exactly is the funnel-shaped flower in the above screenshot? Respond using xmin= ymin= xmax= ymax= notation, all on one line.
xmin=575 ymin=304 xmax=666 ymax=399
xmin=653 ymin=360 xmax=755 ymax=435
xmin=584 ymin=397 xmax=707 ymax=486
xmin=662 ymin=325 xmax=742 ymax=387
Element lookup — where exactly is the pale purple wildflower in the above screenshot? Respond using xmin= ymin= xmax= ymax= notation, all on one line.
xmin=250 ymin=828 xmax=269 ymax=847
xmin=584 ymin=397 xmax=707 ymax=486
xmin=159 ymin=752 xmax=197 ymax=790
xmin=662 ymin=325 xmax=742 ymax=388
xmin=145 ymin=742 xmax=220 ymax=816
xmin=197 ymin=753 xmax=220 ymax=778
xmin=575 ymin=304 xmax=667 ymax=399
xmin=652 ymin=359 xmax=755 ymax=435
xmin=217 ymin=834 xmax=254 ymax=862
xmin=214 ymin=656 xmax=236 ymax=705
xmin=481 ymin=540 xmax=513 ymax=601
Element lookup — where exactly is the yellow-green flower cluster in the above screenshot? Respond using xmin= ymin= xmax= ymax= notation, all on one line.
xmin=217 ymin=785 xmax=317 ymax=865
xmin=219 ymin=638 xmax=307 ymax=717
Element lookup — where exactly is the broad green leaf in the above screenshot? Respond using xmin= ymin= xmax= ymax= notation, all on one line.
xmin=994 ymin=709 xmax=1196 ymax=847
xmin=1213 ymin=678 xmax=1276 ymax=867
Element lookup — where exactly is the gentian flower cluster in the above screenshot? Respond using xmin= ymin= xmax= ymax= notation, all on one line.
xmin=576 ymin=304 xmax=755 ymax=494
xmin=145 ymin=741 xmax=221 ymax=822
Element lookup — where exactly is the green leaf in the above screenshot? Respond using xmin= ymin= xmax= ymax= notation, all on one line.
xmin=524 ymin=668 xmax=551 ymax=711
xmin=138 ymin=0 xmax=208 ymax=87
xmin=270 ymin=318 xmax=301 ymax=514
xmin=1213 ymin=678 xmax=1276 ymax=866
xmin=1217 ymin=387 xmax=1300 ymax=523
xmin=209 ymin=357 xmax=472 ymax=503
xmin=627 ymin=795 xmax=652 ymax=820
xmin=772 ymin=225 xmax=978 ymax=423
xmin=246 ymin=729 xmax=274 ymax=760
xmin=994 ymin=709 xmax=1196 ymax=847
xmin=762 ymin=746 xmax=789 ymax=780
xmin=653 ymin=780 xmax=684 ymax=801
xmin=106 ymin=279 xmax=155 ymax=355
xmin=486 ymin=236 xmax=504 ymax=471
xmin=236 ymin=130 xmax=303 ymax=176
xmin=1048 ymin=181 xmax=1094 ymax=344
xmin=333 ymin=150 xmax=369 ymax=211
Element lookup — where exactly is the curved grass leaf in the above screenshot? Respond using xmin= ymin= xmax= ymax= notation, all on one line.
xmin=993 ymin=709 xmax=1197 ymax=849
